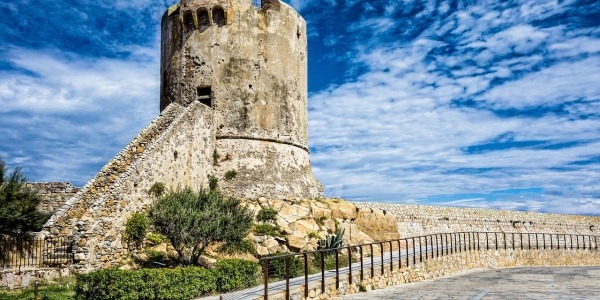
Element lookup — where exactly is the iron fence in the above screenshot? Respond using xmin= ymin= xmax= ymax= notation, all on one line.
xmin=259 ymin=231 xmax=600 ymax=299
xmin=0 ymin=236 xmax=74 ymax=270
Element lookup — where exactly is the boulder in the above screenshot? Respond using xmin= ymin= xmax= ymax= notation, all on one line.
xmin=355 ymin=208 xmax=400 ymax=241
xmin=325 ymin=199 xmax=358 ymax=220
xmin=286 ymin=234 xmax=308 ymax=252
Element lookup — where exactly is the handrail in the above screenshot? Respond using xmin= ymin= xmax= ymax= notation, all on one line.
xmin=260 ymin=231 xmax=600 ymax=299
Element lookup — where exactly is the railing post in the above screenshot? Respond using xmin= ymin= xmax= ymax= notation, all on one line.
xmin=370 ymin=244 xmax=374 ymax=278
xmin=263 ymin=259 xmax=269 ymax=300
xmin=419 ymin=236 xmax=423 ymax=262
xmin=503 ymin=232 xmax=507 ymax=250
xmin=424 ymin=236 xmax=428 ymax=260
xmin=304 ymin=253 xmax=308 ymax=299
xmin=412 ymin=237 xmax=416 ymax=265
xmin=321 ymin=251 xmax=325 ymax=294
xmin=543 ymin=233 xmax=546 ymax=250
xmin=397 ymin=240 xmax=402 ymax=268
xmin=380 ymin=242 xmax=384 ymax=274
xmin=359 ymin=245 xmax=364 ymax=281
xmin=468 ymin=232 xmax=471 ymax=251
xmin=437 ymin=234 xmax=441 ymax=256
xmin=285 ymin=256 xmax=290 ymax=300
xmin=550 ymin=234 xmax=553 ymax=250
xmin=520 ymin=233 xmax=523 ymax=250
xmin=570 ymin=234 xmax=573 ymax=250
xmin=512 ymin=233 xmax=515 ymax=250
xmin=335 ymin=248 xmax=340 ymax=290
xmin=405 ymin=239 xmax=409 ymax=267
xmin=495 ymin=232 xmax=498 ymax=251
xmin=536 ymin=233 xmax=539 ymax=249
xmin=348 ymin=246 xmax=353 ymax=286
xmin=389 ymin=241 xmax=393 ymax=272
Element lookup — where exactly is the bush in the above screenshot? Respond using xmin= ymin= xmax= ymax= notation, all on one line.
xmin=145 ymin=232 xmax=165 ymax=246
xmin=212 ymin=259 xmax=260 ymax=293
xmin=149 ymin=188 xmax=253 ymax=265
xmin=149 ymin=182 xmax=166 ymax=198
xmin=124 ymin=213 xmax=149 ymax=249
xmin=252 ymin=224 xmax=283 ymax=237
xmin=265 ymin=253 xmax=304 ymax=280
xmin=223 ymin=170 xmax=237 ymax=181
xmin=74 ymin=267 xmax=216 ymax=300
xmin=256 ymin=207 xmax=278 ymax=223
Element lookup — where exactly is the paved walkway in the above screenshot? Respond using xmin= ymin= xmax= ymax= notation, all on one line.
xmin=333 ymin=266 xmax=600 ymax=299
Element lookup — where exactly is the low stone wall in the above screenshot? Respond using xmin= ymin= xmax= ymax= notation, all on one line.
xmin=267 ymin=248 xmax=600 ymax=300
xmin=352 ymin=202 xmax=600 ymax=238
xmin=25 ymin=182 xmax=80 ymax=214
xmin=0 ymin=268 xmax=71 ymax=290
xmin=42 ymin=102 xmax=216 ymax=270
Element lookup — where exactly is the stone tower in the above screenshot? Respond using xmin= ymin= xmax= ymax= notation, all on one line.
xmin=160 ymin=0 xmax=323 ymax=199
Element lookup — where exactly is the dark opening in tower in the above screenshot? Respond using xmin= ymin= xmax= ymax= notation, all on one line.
xmin=197 ymin=86 xmax=212 ymax=107
xmin=212 ymin=7 xmax=226 ymax=27
xmin=198 ymin=9 xmax=210 ymax=29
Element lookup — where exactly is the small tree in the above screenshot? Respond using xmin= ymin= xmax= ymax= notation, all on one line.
xmin=124 ymin=213 xmax=149 ymax=249
xmin=0 ymin=157 xmax=46 ymax=237
xmin=149 ymin=188 xmax=253 ymax=265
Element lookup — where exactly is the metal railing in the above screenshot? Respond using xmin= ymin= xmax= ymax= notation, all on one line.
xmin=0 ymin=236 xmax=74 ymax=270
xmin=260 ymin=232 xmax=600 ymax=299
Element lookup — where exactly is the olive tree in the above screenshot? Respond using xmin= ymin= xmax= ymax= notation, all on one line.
xmin=149 ymin=187 xmax=254 ymax=265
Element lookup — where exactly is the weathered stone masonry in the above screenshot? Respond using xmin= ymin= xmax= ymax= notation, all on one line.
xmin=353 ymin=202 xmax=600 ymax=237
xmin=25 ymin=182 xmax=80 ymax=214
xmin=43 ymin=102 xmax=215 ymax=270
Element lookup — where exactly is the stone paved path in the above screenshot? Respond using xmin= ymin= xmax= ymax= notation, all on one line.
xmin=333 ymin=266 xmax=600 ymax=299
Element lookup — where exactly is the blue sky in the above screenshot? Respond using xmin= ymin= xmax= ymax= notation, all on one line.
xmin=1 ymin=0 xmax=599 ymax=215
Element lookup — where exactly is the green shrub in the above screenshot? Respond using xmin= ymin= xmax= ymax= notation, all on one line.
xmin=265 ymin=253 xmax=303 ymax=280
xmin=149 ymin=182 xmax=166 ymax=197
xmin=212 ymin=259 xmax=260 ymax=293
xmin=307 ymin=231 xmax=320 ymax=239
xmin=145 ymin=232 xmax=165 ymax=246
xmin=74 ymin=267 xmax=216 ymax=300
xmin=256 ymin=207 xmax=278 ymax=223
xmin=208 ymin=175 xmax=218 ymax=191
xmin=124 ymin=213 xmax=149 ymax=249
xmin=149 ymin=188 xmax=253 ymax=265
xmin=252 ymin=224 xmax=283 ymax=237
xmin=224 ymin=170 xmax=237 ymax=181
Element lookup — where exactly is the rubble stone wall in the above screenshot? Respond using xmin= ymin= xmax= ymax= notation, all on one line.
xmin=25 ymin=182 xmax=80 ymax=214
xmin=42 ymin=102 xmax=215 ymax=270
xmin=352 ymin=202 xmax=600 ymax=238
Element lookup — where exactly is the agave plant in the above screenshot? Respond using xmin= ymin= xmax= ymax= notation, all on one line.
xmin=318 ymin=228 xmax=345 ymax=255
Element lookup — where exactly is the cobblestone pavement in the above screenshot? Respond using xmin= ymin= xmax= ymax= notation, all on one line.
xmin=333 ymin=266 xmax=600 ymax=299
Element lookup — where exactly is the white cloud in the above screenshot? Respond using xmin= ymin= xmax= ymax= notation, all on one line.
xmin=0 ymin=48 xmax=159 ymax=184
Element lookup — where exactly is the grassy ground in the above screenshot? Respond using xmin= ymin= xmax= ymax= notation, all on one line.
xmin=0 ymin=280 xmax=75 ymax=300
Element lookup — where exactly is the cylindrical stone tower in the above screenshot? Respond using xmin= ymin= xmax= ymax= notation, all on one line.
xmin=160 ymin=0 xmax=323 ymax=199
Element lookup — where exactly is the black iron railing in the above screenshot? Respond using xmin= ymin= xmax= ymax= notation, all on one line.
xmin=260 ymin=231 xmax=600 ymax=299
xmin=0 ymin=236 xmax=74 ymax=270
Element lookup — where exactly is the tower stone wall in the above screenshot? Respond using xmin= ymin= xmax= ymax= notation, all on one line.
xmin=160 ymin=0 xmax=322 ymax=199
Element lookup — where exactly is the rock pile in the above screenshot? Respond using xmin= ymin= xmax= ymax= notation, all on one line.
xmin=242 ymin=197 xmax=399 ymax=256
